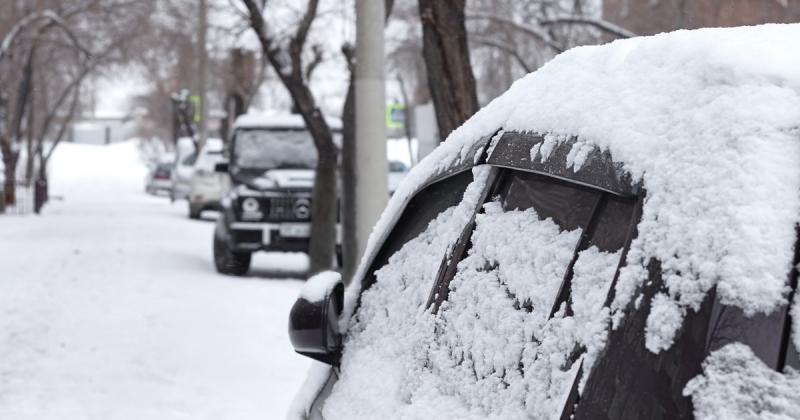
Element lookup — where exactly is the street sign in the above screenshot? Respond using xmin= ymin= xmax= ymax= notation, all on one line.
xmin=386 ymin=103 xmax=406 ymax=129
xmin=190 ymin=95 xmax=202 ymax=123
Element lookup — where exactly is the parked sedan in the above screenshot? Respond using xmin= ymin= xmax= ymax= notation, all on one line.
xmin=285 ymin=25 xmax=800 ymax=420
xmin=170 ymin=137 xmax=196 ymax=202
xmin=145 ymin=162 xmax=173 ymax=195
xmin=188 ymin=138 xmax=226 ymax=219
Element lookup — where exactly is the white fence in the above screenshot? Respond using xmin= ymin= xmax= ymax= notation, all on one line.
xmin=2 ymin=183 xmax=34 ymax=215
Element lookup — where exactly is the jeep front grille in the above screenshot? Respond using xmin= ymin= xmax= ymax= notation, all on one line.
xmin=267 ymin=196 xmax=311 ymax=222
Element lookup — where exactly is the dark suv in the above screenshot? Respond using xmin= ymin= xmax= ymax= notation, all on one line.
xmin=213 ymin=114 xmax=341 ymax=276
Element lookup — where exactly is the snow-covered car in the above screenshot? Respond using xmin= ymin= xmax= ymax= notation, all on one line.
xmin=188 ymin=138 xmax=226 ymax=219
xmin=213 ymin=114 xmax=342 ymax=276
xmin=286 ymin=25 xmax=800 ymax=420
xmin=145 ymin=161 xmax=174 ymax=195
xmin=170 ymin=137 xmax=196 ymax=201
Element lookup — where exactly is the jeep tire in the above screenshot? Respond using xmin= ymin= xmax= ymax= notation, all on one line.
xmin=214 ymin=234 xmax=251 ymax=276
xmin=189 ymin=203 xmax=202 ymax=220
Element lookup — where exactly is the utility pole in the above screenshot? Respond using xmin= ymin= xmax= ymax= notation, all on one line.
xmin=197 ymin=0 xmax=208 ymax=148
xmin=354 ymin=0 xmax=388 ymax=258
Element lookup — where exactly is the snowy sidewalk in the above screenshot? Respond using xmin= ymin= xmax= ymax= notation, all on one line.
xmin=0 ymin=141 xmax=310 ymax=419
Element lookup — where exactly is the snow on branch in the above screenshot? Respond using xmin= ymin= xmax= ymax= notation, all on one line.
xmin=466 ymin=12 xmax=565 ymax=53
xmin=470 ymin=37 xmax=533 ymax=73
xmin=0 ymin=10 xmax=91 ymax=65
xmin=539 ymin=16 xmax=637 ymax=39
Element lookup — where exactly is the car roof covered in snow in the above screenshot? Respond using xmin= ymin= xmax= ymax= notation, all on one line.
xmin=347 ymin=22 xmax=800 ymax=350
xmin=232 ymin=113 xmax=343 ymax=131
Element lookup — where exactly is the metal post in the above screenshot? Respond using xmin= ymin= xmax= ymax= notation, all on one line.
xmin=354 ymin=0 xmax=388 ymax=257
xmin=197 ymin=0 xmax=208 ymax=148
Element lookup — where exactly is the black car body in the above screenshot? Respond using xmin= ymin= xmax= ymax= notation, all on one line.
xmin=288 ymin=131 xmax=800 ymax=420
xmin=285 ymin=25 xmax=800 ymax=420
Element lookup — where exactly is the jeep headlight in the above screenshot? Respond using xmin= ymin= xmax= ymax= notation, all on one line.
xmin=242 ymin=197 xmax=260 ymax=213
xmin=240 ymin=197 xmax=264 ymax=221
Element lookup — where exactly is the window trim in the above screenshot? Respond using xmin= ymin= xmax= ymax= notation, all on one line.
xmin=777 ymin=225 xmax=800 ymax=371
xmin=487 ymin=131 xmax=638 ymax=197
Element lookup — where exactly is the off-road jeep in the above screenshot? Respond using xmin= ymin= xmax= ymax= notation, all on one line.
xmin=213 ymin=114 xmax=342 ymax=276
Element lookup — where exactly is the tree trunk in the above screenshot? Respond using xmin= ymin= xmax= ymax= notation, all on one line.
xmin=24 ymin=85 xmax=36 ymax=187
xmin=290 ymin=81 xmax=338 ymax=275
xmin=417 ymin=0 xmax=479 ymax=142
xmin=242 ymin=0 xmax=338 ymax=275
xmin=0 ymin=138 xmax=16 ymax=207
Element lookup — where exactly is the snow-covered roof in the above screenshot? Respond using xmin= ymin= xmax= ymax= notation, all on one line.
xmin=232 ymin=112 xmax=343 ymax=131
xmin=292 ymin=24 xmax=800 ymax=420
xmin=358 ymin=22 xmax=800 ymax=346
xmin=203 ymin=138 xmax=223 ymax=152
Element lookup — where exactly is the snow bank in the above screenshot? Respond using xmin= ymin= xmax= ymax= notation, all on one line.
xmin=684 ymin=343 xmax=800 ymax=420
xmin=299 ymin=271 xmax=342 ymax=302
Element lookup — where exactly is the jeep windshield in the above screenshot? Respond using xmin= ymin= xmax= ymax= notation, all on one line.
xmin=234 ymin=128 xmax=317 ymax=170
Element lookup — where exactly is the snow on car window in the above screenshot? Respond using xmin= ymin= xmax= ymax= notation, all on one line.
xmin=684 ymin=343 xmax=800 ymax=420
xmin=324 ymin=190 xmax=623 ymax=419
xmin=234 ymin=129 xmax=317 ymax=169
xmin=322 ymin=168 xmax=492 ymax=419
xmin=569 ymin=246 xmax=621 ymax=388
xmin=426 ymin=201 xmax=580 ymax=418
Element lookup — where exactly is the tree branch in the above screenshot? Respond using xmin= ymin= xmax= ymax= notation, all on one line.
xmin=539 ymin=16 xmax=637 ymax=39
xmin=290 ymin=0 xmax=319 ymax=80
xmin=44 ymin=84 xmax=81 ymax=163
xmin=470 ymin=37 xmax=533 ymax=73
xmin=0 ymin=10 xmax=91 ymax=65
xmin=465 ymin=12 xmax=565 ymax=53
xmin=304 ymin=44 xmax=323 ymax=80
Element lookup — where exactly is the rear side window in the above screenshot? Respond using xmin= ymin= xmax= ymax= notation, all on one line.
xmin=427 ymin=171 xmax=635 ymax=418
xmin=324 ymin=167 xmax=637 ymax=419
xmin=359 ymin=169 xmax=475 ymax=292
xmin=315 ymin=169 xmax=481 ymax=418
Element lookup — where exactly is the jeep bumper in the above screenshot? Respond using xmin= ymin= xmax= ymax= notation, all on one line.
xmin=229 ymin=222 xmax=341 ymax=253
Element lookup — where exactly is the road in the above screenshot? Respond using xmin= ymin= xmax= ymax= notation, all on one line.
xmin=0 ymin=141 xmax=310 ymax=420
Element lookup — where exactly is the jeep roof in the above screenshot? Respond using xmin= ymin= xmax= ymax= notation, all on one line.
xmin=232 ymin=113 xmax=343 ymax=132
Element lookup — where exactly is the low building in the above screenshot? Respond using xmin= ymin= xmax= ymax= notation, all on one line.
xmin=603 ymin=0 xmax=800 ymax=35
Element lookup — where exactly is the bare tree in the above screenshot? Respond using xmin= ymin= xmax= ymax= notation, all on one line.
xmin=0 ymin=0 xmax=153 ymax=213
xmin=466 ymin=0 xmax=635 ymax=103
xmin=241 ymin=0 xmax=339 ymax=274
xmin=0 ymin=6 xmax=89 ymax=210
xmin=417 ymin=0 xmax=479 ymax=142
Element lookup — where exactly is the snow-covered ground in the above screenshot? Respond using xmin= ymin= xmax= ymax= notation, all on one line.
xmin=0 ymin=141 xmax=310 ymax=419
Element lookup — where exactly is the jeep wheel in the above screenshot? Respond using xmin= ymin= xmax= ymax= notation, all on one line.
xmin=214 ymin=234 xmax=251 ymax=276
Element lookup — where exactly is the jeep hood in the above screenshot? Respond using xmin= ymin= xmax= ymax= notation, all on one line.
xmin=241 ymin=169 xmax=315 ymax=190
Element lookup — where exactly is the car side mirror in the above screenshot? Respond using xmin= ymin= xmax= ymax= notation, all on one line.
xmin=214 ymin=162 xmax=229 ymax=173
xmin=289 ymin=272 xmax=344 ymax=366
